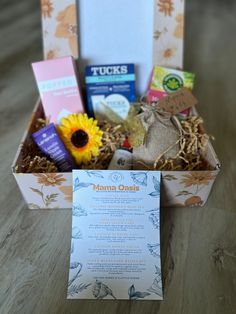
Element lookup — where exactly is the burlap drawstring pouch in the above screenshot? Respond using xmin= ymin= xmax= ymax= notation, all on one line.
xmin=133 ymin=105 xmax=182 ymax=169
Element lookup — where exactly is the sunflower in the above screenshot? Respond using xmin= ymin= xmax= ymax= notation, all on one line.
xmin=34 ymin=173 xmax=66 ymax=186
xmin=163 ymin=47 xmax=176 ymax=59
xmin=158 ymin=0 xmax=174 ymax=17
xmin=180 ymin=172 xmax=216 ymax=188
xmin=58 ymin=113 xmax=103 ymax=165
xmin=41 ymin=0 xmax=53 ymax=19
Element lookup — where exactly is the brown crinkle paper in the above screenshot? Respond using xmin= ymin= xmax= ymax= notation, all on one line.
xmin=81 ymin=121 xmax=126 ymax=169
xmin=15 ymin=118 xmax=58 ymax=173
xmin=16 ymin=118 xmax=126 ymax=173
xmin=18 ymin=156 xmax=58 ymax=173
xmin=138 ymin=115 xmax=213 ymax=171
xmin=16 ymin=136 xmax=58 ymax=173
xmin=16 ymin=112 xmax=213 ymax=173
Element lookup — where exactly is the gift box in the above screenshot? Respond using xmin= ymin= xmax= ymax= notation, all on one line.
xmin=12 ymin=0 xmax=221 ymax=209
xmin=12 ymin=101 xmax=220 ymax=209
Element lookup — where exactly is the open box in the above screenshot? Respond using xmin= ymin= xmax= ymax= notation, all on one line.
xmin=12 ymin=0 xmax=221 ymax=209
xmin=12 ymin=100 xmax=220 ymax=209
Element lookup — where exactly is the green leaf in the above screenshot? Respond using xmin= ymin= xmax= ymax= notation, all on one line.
xmin=176 ymin=190 xmax=193 ymax=197
xmin=28 ymin=203 xmax=41 ymax=209
xmin=30 ymin=187 xmax=43 ymax=197
xmin=163 ymin=174 xmax=178 ymax=181
xmin=44 ymin=193 xmax=59 ymax=206
xmin=49 ymin=193 xmax=59 ymax=198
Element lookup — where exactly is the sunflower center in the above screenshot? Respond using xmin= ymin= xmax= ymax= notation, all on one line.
xmin=71 ymin=129 xmax=89 ymax=148
xmin=47 ymin=178 xmax=56 ymax=183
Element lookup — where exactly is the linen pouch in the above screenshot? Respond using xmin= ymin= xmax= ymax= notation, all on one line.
xmin=133 ymin=105 xmax=181 ymax=169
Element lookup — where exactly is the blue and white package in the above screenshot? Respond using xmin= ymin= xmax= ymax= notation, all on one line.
xmin=85 ymin=64 xmax=136 ymax=120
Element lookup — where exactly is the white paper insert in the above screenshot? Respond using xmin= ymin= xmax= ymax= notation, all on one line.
xmin=77 ymin=0 xmax=155 ymax=95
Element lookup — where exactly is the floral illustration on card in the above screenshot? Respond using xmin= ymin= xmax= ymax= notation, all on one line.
xmin=147 ymin=208 xmax=160 ymax=230
xmin=85 ymin=170 xmax=104 ymax=179
xmin=158 ymin=0 xmax=174 ymax=17
xmin=72 ymin=204 xmax=87 ymax=217
xmin=68 ymin=283 xmax=92 ymax=298
xmin=68 ymin=262 xmax=82 ymax=287
xmin=68 ymin=263 xmax=82 ymax=286
xmin=174 ymin=13 xmax=184 ymax=39
xmin=149 ymin=176 xmax=160 ymax=197
xmin=41 ymin=0 xmax=53 ymax=19
xmin=70 ymin=262 xmax=82 ymax=270
xmin=92 ymin=280 xmax=116 ymax=300
xmin=130 ymin=172 xmax=148 ymax=186
xmin=148 ymin=276 xmax=163 ymax=296
xmin=30 ymin=173 xmax=66 ymax=207
xmin=147 ymin=243 xmax=160 ymax=258
xmin=146 ymin=266 xmax=162 ymax=297
xmin=128 ymin=285 xmax=150 ymax=300
xmin=72 ymin=227 xmax=83 ymax=239
xmin=55 ymin=4 xmax=78 ymax=56
xmin=73 ymin=177 xmax=92 ymax=192
xmin=67 ymin=262 xmax=91 ymax=297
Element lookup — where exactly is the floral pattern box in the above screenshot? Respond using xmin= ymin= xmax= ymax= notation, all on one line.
xmin=41 ymin=0 xmax=78 ymax=60
xmin=12 ymin=0 xmax=221 ymax=209
xmin=12 ymin=101 xmax=221 ymax=210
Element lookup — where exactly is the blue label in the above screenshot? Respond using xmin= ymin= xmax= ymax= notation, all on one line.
xmin=85 ymin=74 xmax=135 ymax=84
xmin=85 ymin=64 xmax=136 ymax=118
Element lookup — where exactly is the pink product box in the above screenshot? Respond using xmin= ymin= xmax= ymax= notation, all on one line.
xmin=32 ymin=56 xmax=84 ymax=124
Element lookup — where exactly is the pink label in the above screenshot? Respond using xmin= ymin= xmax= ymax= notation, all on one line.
xmin=32 ymin=56 xmax=84 ymax=124
xmin=147 ymin=90 xmax=167 ymax=103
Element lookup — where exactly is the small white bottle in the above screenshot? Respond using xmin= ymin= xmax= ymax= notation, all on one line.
xmin=108 ymin=149 xmax=133 ymax=170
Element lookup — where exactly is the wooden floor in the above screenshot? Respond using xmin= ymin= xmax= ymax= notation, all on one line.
xmin=0 ymin=0 xmax=236 ymax=313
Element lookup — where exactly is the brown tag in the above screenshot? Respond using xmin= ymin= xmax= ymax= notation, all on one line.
xmin=157 ymin=87 xmax=198 ymax=115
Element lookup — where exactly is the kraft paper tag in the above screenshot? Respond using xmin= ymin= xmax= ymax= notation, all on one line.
xmin=157 ymin=88 xmax=198 ymax=115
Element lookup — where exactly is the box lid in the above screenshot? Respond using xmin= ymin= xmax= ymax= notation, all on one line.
xmin=40 ymin=0 xmax=185 ymax=95
xmin=77 ymin=0 xmax=185 ymax=95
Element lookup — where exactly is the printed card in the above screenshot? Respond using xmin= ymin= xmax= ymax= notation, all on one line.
xmin=68 ymin=170 xmax=163 ymax=300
